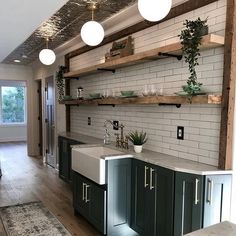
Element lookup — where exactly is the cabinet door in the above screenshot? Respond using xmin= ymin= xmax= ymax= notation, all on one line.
xmin=89 ymin=182 xmax=106 ymax=234
xmin=58 ymin=136 xmax=81 ymax=182
xmin=174 ymin=172 xmax=204 ymax=236
xmin=156 ymin=166 xmax=174 ymax=236
xmin=58 ymin=137 xmax=69 ymax=181
xmin=67 ymin=139 xmax=80 ymax=182
xmin=72 ymin=172 xmax=89 ymax=217
xmin=146 ymin=164 xmax=157 ymax=236
xmin=131 ymin=160 xmax=149 ymax=235
xmin=203 ymin=175 xmax=232 ymax=227
xmin=107 ymin=159 xmax=136 ymax=236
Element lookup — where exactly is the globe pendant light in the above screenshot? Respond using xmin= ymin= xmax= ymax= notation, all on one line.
xmin=81 ymin=3 xmax=104 ymax=46
xmin=138 ymin=0 xmax=172 ymax=22
xmin=39 ymin=38 xmax=56 ymax=65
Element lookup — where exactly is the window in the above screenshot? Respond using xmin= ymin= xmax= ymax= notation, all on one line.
xmin=0 ymin=81 xmax=27 ymax=125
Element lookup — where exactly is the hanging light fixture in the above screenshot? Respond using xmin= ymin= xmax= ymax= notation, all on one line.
xmin=39 ymin=38 xmax=56 ymax=65
xmin=138 ymin=0 xmax=172 ymax=22
xmin=81 ymin=2 xmax=104 ymax=46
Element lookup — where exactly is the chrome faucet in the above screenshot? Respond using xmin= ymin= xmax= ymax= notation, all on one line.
xmin=104 ymin=120 xmax=129 ymax=149
xmin=104 ymin=120 xmax=112 ymax=145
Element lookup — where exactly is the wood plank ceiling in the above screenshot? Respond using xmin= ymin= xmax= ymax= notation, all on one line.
xmin=3 ymin=0 xmax=136 ymax=65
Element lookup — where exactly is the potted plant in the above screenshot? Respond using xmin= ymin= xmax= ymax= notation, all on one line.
xmin=178 ymin=18 xmax=208 ymax=102
xmin=128 ymin=130 xmax=148 ymax=153
xmin=56 ymin=65 xmax=67 ymax=101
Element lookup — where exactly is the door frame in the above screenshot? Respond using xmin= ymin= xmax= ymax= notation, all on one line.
xmin=37 ymin=80 xmax=43 ymax=156
xmin=42 ymin=75 xmax=57 ymax=168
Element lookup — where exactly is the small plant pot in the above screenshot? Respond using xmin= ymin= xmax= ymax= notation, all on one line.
xmin=134 ymin=145 xmax=143 ymax=153
xmin=199 ymin=25 xmax=209 ymax=36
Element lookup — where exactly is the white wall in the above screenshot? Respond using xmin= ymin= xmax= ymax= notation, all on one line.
xmin=69 ymin=0 xmax=226 ymax=166
xmin=0 ymin=63 xmax=32 ymax=142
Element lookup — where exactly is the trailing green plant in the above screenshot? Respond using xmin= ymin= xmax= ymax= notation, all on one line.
xmin=179 ymin=18 xmax=208 ymax=100
xmin=56 ymin=65 xmax=67 ymax=101
xmin=128 ymin=130 xmax=148 ymax=146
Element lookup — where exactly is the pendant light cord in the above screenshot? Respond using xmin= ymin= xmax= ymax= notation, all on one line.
xmin=46 ymin=38 xmax=49 ymax=49
xmin=92 ymin=9 xmax=94 ymax=21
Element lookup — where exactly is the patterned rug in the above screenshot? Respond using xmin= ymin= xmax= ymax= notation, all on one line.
xmin=0 ymin=202 xmax=71 ymax=236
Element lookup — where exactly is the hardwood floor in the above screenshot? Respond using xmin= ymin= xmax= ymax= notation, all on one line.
xmin=0 ymin=142 xmax=100 ymax=236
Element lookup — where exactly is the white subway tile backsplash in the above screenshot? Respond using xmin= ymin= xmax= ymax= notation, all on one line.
xmin=69 ymin=0 xmax=225 ymax=166
xmin=179 ymin=152 xmax=199 ymax=162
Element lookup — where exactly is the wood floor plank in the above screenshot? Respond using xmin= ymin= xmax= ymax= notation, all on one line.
xmin=0 ymin=142 xmax=100 ymax=236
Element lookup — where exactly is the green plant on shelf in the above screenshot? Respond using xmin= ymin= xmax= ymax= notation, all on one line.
xmin=179 ymin=17 xmax=208 ymax=102
xmin=56 ymin=65 xmax=67 ymax=101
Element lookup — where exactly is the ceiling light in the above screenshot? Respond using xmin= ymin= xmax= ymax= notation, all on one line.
xmin=81 ymin=21 xmax=104 ymax=46
xmin=138 ymin=0 xmax=172 ymax=22
xmin=80 ymin=3 xmax=104 ymax=46
xmin=39 ymin=38 xmax=56 ymax=65
xmin=14 ymin=59 xmax=21 ymax=63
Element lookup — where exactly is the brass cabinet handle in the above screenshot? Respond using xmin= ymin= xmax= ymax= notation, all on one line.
xmin=195 ymin=178 xmax=199 ymax=205
xmin=150 ymin=168 xmax=155 ymax=190
xmin=207 ymin=179 xmax=214 ymax=205
xmin=144 ymin=166 xmax=149 ymax=188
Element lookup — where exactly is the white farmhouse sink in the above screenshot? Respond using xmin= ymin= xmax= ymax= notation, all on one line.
xmin=72 ymin=146 xmax=132 ymax=184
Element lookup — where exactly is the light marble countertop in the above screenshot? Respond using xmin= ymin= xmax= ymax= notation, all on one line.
xmin=58 ymin=132 xmax=233 ymax=176
xmin=185 ymin=221 xmax=236 ymax=236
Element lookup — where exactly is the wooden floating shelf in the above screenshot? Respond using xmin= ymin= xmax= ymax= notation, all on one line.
xmin=59 ymin=95 xmax=222 ymax=106
xmin=64 ymin=34 xmax=224 ymax=79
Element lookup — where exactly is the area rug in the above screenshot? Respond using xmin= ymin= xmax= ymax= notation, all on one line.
xmin=0 ymin=202 xmax=71 ymax=236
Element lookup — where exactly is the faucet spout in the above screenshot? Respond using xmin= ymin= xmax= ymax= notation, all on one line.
xmin=104 ymin=120 xmax=119 ymax=129
xmin=103 ymin=120 xmax=128 ymax=149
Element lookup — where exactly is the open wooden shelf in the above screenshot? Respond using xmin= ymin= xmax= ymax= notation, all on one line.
xmin=59 ymin=94 xmax=222 ymax=106
xmin=64 ymin=34 xmax=224 ymax=79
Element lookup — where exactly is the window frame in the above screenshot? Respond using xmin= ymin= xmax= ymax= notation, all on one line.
xmin=0 ymin=81 xmax=27 ymax=126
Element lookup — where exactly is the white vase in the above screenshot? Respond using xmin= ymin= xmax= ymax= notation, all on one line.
xmin=134 ymin=145 xmax=143 ymax=153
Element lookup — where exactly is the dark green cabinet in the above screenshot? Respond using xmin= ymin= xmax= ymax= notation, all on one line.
xmin=131 ymin=159 xmax=174 ymax=236
xmin=73 ymin=158 xmax=136 ymax=236
xmin=156 ymin=165 xmax=175 ymax=236
xmin=131 ymin=160 xmax=149 ymax=235
xmin=71 ymin=150 xmax=232 ymax=236
xmin=174 ymin=172 xmax=204 ymax=236
xmin=58 ymin=136 xmax=82 ymax=182
xmin=203 ymin=174 xmax=232 ymax=227
xmin=73 ymin=171 xmax=106 ymax=234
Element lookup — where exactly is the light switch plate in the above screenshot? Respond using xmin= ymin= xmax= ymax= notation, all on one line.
xmin=177 ymin=126 xmax=184 ymax=140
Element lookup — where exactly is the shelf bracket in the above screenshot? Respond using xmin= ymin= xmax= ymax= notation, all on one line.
xmin=159 ymin=103 xmax=181 ymax=108
xmin=98 ymin=104 xmax=116 ymax=107
xmin=97 ymin=68 xmax=116 ymax=74
xmin=65 ymin=77 xmax=80 ymax=80
xmin=158 ymin=52 xmax=182 ymax=61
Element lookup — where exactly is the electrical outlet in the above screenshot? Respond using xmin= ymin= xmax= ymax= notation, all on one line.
xmin=88 ymin=117 xmax=91 ymax=126
xmin=177 ymin=126 xmax=184 ymax=140
xmin=113 ymin=121 xmax=119 ymax=130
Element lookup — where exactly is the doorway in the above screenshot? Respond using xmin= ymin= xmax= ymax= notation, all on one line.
xmin=45 ymin=76 xmax=56 ymax=168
